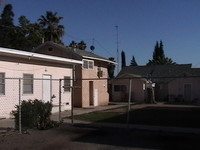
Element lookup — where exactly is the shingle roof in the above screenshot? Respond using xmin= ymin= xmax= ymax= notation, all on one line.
xmin=117 ymin=64 xmax=193 ymax=82
xmin=33 ymin=41 xmax=82 ymax=60
xmin=69 ymin=47 xmax=116 ymax=64
xmin=72 ymin=48 xmax=107 ymax=60
xmin=33 ymin=42 xmax=115 ymax=64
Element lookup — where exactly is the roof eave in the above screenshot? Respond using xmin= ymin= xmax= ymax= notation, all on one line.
xmin=0 ymin=47 xmax=82 ymax=65
xmin=82 ymin=56 xmax=117 ymax=64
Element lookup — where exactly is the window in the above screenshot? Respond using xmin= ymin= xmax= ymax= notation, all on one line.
xmin=23 ymin=74 xmax=33 ymax=94
xmin=0 ymin=73 xmax=5 ymax=95
xmin=64 ymin=76 xmax=71 ymax=92
xmin=83 ymin=60 xmax=94 ymax=69
xmin=114 ymin=85 xmax=127 ymax=92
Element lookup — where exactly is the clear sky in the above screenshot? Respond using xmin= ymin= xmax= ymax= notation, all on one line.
xmin=1 ymin=0 xmax=200 ymax=70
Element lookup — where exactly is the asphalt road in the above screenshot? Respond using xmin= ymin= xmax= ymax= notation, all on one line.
xmin=1 ymin=123 xmax=200 ymax=150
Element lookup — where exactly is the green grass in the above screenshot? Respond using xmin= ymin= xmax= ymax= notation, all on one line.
xmin=72 ymin=106 xmax=200 ymax=128
xmin=73 ymin=112 xmax=123 ymax=122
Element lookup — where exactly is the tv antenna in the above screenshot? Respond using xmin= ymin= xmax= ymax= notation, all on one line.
xmin=115 ymin=25 xmax=119 ymax=74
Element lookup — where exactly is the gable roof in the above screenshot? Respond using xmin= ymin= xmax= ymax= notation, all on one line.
xmin=117 ymin=64 xmax=193 ymax=82
xmin=72 ymin=48 xmax=117 ymax=64
xmin=33 ymin=41 xmax=116 ymax=64
xmin=33 ymin=41 xmax=82 ymax=60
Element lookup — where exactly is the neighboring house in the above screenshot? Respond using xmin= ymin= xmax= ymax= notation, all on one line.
xmin=111 ymin=64 xmax=200 ymax=103
xmin=33 ymin=41 xmax=116 ymax=108
xmin=0 ymin=46 xmax=82 ymax=118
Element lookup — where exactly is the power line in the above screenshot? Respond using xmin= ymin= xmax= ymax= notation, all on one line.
xmin=66 ymin=33 xmax=91 ymax=41
xmin=66 ymin=33 xmax=114 ymax=57
xmin=94 ymin=39 xmax=113 ymax=56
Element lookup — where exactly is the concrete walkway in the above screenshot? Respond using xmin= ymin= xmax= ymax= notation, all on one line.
xmin=0 ymin=103 xmax=127 ymax=128
xmin=50 ymin=103 xmax=127 ymax=121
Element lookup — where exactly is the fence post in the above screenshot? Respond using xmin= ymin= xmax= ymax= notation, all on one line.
xmin=127 ymin=78 xmax=132 ymax=127
xmin=19 ymin=78 xmax=22 ymax=133
xmin=71 ymin=65 xmax=76 ymax=124
xmin=59 ymin=79 xmax=62 ymax=122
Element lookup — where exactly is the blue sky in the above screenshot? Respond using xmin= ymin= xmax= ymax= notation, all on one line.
xmin=1 ymin=0 xmax=200 ymax=70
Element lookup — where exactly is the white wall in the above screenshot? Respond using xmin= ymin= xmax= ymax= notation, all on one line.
xmin=0 ymin=60 xmax=72 ymax=118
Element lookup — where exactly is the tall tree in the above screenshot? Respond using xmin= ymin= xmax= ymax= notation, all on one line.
xmin=108 ymin=57 xmax=115 ymax=78
xmin=69 ymin=40 xmax=87 ymax=50
xmin=147 ymin=41 xmax=176 ymax=65
xmin=69 ymin=41 xmax=77 ymax=48
xmin=14 ymin=16 xmax=43 ymax=50
xmin=158 ymin=40 xmax=165 ymax=59
xmin=130 ymin=55 xmax=138 ymax=66
xmin=38 ymin=11 xmax=64 ymax=43
xmin=0 ymin=4 xmax=15 ymax=48
xmin=121 ymin=50 xmax=126 ymax=69
xmin=153 ymin=41 xmax=159 ymax=60
xmin=78 ymin=40 xmax=87 ymax=50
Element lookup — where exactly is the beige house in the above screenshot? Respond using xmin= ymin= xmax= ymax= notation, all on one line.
xmin=34 ymin=42 xmax=116 ymax=108
xmin=0 ymin=47 xmax=82 ymax=118
xmin=111 ymin=64 xmax=200 ymax=103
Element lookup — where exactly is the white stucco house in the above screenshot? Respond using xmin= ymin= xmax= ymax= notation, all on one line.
xmin=0 ymin=47 xmax=82 ymax=118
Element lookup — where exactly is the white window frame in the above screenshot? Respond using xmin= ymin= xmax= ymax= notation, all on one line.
xmin=64 ymin=76 xmax=71 ymax=92
xmin=23 ymin=74 xmax=34 ymax=94
xmin=83 ymin=59 xmax=94 ymax=69
xmin=0 ymin=72 xmax=5 ymax=95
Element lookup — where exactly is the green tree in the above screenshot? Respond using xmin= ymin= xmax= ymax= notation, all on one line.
xmin=69 ymin=40 xmax=77 ymax=48
xmin=0 ymin=4 xmax=15 ymax=48
xmin=130 ymin=55 xmax=138 ymax=66
xmin=14 ymin=16 xmax=43 ymax=51
xmin=78 ymin=40 xmax=87 ymax=50
xmin=147 ymin=41 xmax=176 ymax=65
xmin=121 ymin=50 xmax=126 ymax=68
xmin=38 ymin=11 xmax=64 ymax=43
xmin=69 ymin=40 xmax=87 ymax=50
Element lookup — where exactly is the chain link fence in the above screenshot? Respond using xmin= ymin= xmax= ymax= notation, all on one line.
xmin=1 ymin=76 xmax=200 ymax=132
xmin=0 ymin=78 xmax=72 ymax=131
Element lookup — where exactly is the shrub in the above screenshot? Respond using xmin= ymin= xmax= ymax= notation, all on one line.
xmin=11 ymin=99 xmax=55 ymax=130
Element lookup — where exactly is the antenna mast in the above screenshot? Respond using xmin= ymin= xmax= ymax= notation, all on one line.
xmin=115 ymin=25 xmax=119 ymax=74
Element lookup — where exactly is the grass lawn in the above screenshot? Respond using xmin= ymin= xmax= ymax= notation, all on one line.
xmin=73 ymin=105 xmax=200 ymax=128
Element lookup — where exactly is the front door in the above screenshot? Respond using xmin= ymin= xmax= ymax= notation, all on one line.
xmin=43 ymin=75 xmax=52 ymax=102
xmin=184 ymin=84 xmax=191 ymax=102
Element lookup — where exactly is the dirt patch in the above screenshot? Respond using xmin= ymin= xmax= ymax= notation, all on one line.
xmin=0 ymin=123 xmax=200 ymax=150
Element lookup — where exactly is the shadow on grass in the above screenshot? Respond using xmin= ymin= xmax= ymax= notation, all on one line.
xmin=74 ymin=106 xmax=200 ymax=128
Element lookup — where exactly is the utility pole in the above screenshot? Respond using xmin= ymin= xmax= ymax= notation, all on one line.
xmin=115 ymin=25 xmax=119 ymax=74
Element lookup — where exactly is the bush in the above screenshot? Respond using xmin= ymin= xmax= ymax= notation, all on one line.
xmin=11 ymin=99 xmax=55 ymax=130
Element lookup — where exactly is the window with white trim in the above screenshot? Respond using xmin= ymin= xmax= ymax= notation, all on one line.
xmin=83 ymin=60 xmax=94 ymax=69
xmin=64 ymin=76 xmax=71 ymax=92
xmin=23 ymin=74 xmax=33 ymax=94
xmin=0 ymin=73 xmax=5 ymax=95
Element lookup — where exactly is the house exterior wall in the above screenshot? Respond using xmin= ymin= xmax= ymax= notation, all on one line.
xmin=111 ymin=78 xmax=146 ymax=102
xmin=168 ymin=77 xmax=200 ymax=102
xmin=0 ymin=58 xmax=73 ymax=118
xmin=81 ymin=60 xmax=109 ymax=107
xmin=155 ymin=83 xmax=169 ymax=101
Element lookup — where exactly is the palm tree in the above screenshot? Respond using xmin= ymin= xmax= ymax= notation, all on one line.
xmin=38 ymin=11 xmax=64 ymax=43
